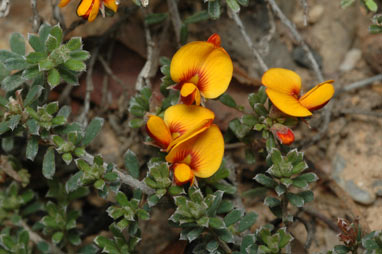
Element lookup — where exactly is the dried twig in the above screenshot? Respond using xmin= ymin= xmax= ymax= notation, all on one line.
xmin=51 ymin=0 xmax=66 ymax=30
xmin=338 ymin=73 xmax=382 ymax=93
xmin=0 ymin=155 xmax=23 ymax=183
xmin=295 ymin=216 xmax=315 ymax=250
xmin=267 ymin=0 xmax=324 ymax=83
xmin=83 ymin=152 xmax=155 ymax=195
xmin=64 ymin=19 xmax=86 ymax=36
xmin=98 ymin=55 xmax=125 ymax=88
xmin=19 ymin=220 xmax=66 ymax=254
xmin=299 ymin=0 xmax=309 ymax=27
xmin=230 ymin=9 xmax=268 ymax=73
xmin=166 ymin=0 xmax=182 ymax=45
xmin=303 ymin=208 xmax=340 ymax=233
xmin=30 ymin=0 xmax=41 ymax=32
xmin=100 ymin=42 xmax=116 ymax=109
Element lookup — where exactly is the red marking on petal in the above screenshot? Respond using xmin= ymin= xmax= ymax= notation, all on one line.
xmin=207 ymin=34 xmax=221 ymax=48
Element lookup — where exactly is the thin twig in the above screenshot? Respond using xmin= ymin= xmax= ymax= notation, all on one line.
xmin=19 ymin=220 xmax=66 ymax=254
xmin=100 ymin=42 xmax=116 ymax=110
xmin=225 ymin=142 xmax=246 ymax=150
xmin=299 ymin=0 xmax=309 ymax=27
xmin=0 ymin=155 xmax=23 ymax=183
xmin=166 ymin=0 xmax=182 ymax=45
xmin=98 ymin=55 xmax=125 ymax=88
xmin=64 ymin=19 xmax=86 ymax=36
xmin=30 ymin=0 xmax=41 ymax=32
xmin=83 ymin=152 xmax=155 ymax=195
xmin=78 ymin=49 xmax=99 ymax=125
xmin=303 ymin=208 xmax=340 ymax=233
xmin=295 ymin=216 xmax=315 ymax=250
xmin=51 ymin=0 xmax=66 ymax=30
xmin=267 ymin=0 xmax=324 ymax=83
xmin=337 ymin=74 xmax=382 ymax=94
xmin=58 ymin=84 xmax=73 ymax=105
xmin=230 ymin=9 xmax=268 ymax=73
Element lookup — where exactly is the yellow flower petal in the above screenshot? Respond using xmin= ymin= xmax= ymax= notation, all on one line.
xmin=87 ymin=0 xmax=101 ymax=22
xmin=266 ymin=88 xmax=312 ymax=117
xmin=170 ymin=41 xmax=215 ymax=83
xmin=58 ymin=0 xmax=71 ymax=7
xmin=166 ymin=124 xmax=224 ymax=178
xmin=170 ymin=39 xmax=233 ymax=99
xmin=180 ymin=82 xmax=200 ymax=105
xmin=299 ymin=80 xmax=335 ymax=111
xmin=199 ymin=47 xmax=233 ymax=99
xmin=173 ymin=163 xmax=194 ymax=185
xmin=103 ymin=0 xmax=118 ymax=12
xmin=77 ymin=0 xmax=93 ymax=16
xmin=146 ymin=115 xmax=172 ymax=149
xmin=262 ymin=68 xmax=302 ymax=96
xmin=164 ymin=104 xmax=214 ymax=151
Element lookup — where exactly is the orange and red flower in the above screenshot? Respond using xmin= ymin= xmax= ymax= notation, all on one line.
xmin=170 ymin=34 xmax=233 ymax=105
xmin=145 ymin=104 xmax=214 ymax=152
xmin=270 ymin=124 xmax=295 ymax=145
xmin=262 ymin=68 xmax=335 ymax=117
xmin=58 ymin=0 xmax=118 ymax=22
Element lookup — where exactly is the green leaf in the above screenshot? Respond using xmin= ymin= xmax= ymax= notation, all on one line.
xmin=26 ymin=52 xmax=46 ymax=64
xmin=64 ymin=59 xmax=86 ymax=72
xmin=216 ymin=228 xmax=234 ymax=243
xmin=62 ymin=152 xmax=73 ymax=165
xmin=209 ymin=217 xmax=225 ymax=229
xmin=217 ymin=200 xmax=234 ymax=214
xmin=137 ymin=209 xmax=150 ymax=220
xmin=206 ymin=240 xmax=219 ymax=253
xmin=4 ymin=57 xmax=28 ymax=70
xmin=50 ymin=25 xmax=63 ymax=44
xmin=38 ymin=58 xmax=54 ymax=71
xmin=224 ymin=209 xmax=243 ymax=226
xmin=42 ymin=147 xmax=56 ymax=179
xmin=2 ymin=137 xmax=14 ymax=152
xmin=287 ymin=192 xmax=304 ymax=207
xmin=264 ymin=197 xmax=281 ymax=208
xmin=364 ymin=0 xmax=378 ymax=12
xmin=9 ymin=114 xmax=21 ymax=130
xmin=24 ymin=85 xmax=44 ymax=106
xmin=294 ymin=172 xmax=318 ymax=183
xmin=237 ymin=0 xmax=249 ymax=6
xmin=58 ymin=66 xmax=78 ymax=85
xmin=65 ymin=171 xmax=83 ymax=193
xmin=229 ymin=118 xmax=251 ymax=139
xmin=129 ymin=118 xmax=144 ymax=128
xmin=238 ymin=212 xmax=257 ymax=232
xmin=369 ymin=24 xmax=382 ymax=33
xmin=254 ymin=173 xmax=277 ymax=188
xmin=124 ymin=150 xmax=140 ymax=179
xmin=187 ymin=227 xmax=204 ymax=242
xmin=207 ymin=190 xmax=224 ymax=217
xmin=226 ymin=0 xmax=240 ymax=13
xmin=116 ymin=191 xmax=129 ymax=207
xmin=145 ymin=13 xmax=168 ymax=25
xmin=278 ymin=228 xmax=293 ymax=248
xmin=219 ymin=93 xmax=237 ymax=108
xmin=208 ymin=0 xmax=221 ymax=20
xmin=184 ymin=10 xmax=209 ymax=24
xmin=45 ymin=35 xmax=58 ymax=53
xmin=10 ymin=33 xmax=26 ymax=55
xmin=299 ymin=190 xmax=314 ymax=203
xmin=28 ymin=33 xmax=44 ymax=52
xmin=94 ymin=179 xmax=105 ymax=190
xmin=1 ymin=73 xmax=25 ymax=92
xmin=46 ymin=101 xmax=59 ymax=115
xmin=333 ymin=245 xmax=351 ymax=254
xmin=82 ymin=117 xmax=104 ymax=146
xmin=26 ymin=136 xmax=39 ymax=161
xmin=94 ymin=236 xmax=119 ymax=253
xmin=66 ymin=37 xmax=82 ymax=51
xmin=47 ymin=68 xmax=60 ymax=88
xmin=38 ymin=24 xmax=52 ymax=44
xmin=180 ymin=23 xmax=188 ymax=45
xmin=0 ymin=62 xmax=9 ymax=81
xmin=52 ymin=231 xmax=64 ymax=244
xmin=69 ymin=50 xmax=90 ymax=61
xmin=340 ymin=0 xmax=355 ymax=8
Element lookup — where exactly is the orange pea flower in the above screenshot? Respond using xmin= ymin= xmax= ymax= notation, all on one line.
xmin=58 ymin=0 xmax=118 ymax=22
xmin=170 ymin=34 xmax=233 ymax=105
xmin=270 ymin=124 xmax=295 ymax=145
xmin=145 ymin=104 xmax=214 ymax=152
xmin=166 ymin=124 xmax=224 ymax=186
xmin=262 ymin=68 xmax=335 ymax=117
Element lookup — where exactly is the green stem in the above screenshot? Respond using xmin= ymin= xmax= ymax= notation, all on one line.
xmin=282 ymin=191 xmax=291 ymax=254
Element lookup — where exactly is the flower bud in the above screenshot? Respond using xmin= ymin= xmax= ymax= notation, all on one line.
xmin=271 ymin=123 xmax=295 ymax=145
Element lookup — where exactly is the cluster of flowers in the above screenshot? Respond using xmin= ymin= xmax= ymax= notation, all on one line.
xmin=59 ymin=0 xmax=118 ymax=22
xmin=146 ymin=34 xmax=232 ymax=186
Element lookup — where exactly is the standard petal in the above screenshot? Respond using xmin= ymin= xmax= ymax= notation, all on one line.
xmin=170 ymin=41 xmax=215 ymax=83
xmin=103 ymin=0 xmax=118 ymax=12
xmin=198 ymin=47 xmax=233 ymax=99
xmin=266 ymin=88 xmax=312 ymax=117
xmin=299 ymin=81 xmax=335 ymax=111
xmin=146 ymin=115 xmax=172 ymax=149
xmin=58 ymin=0 xmax=71 ymax=7
xmin=262 ymin=68 xmax=302 ymax=96
xmin=87 ymin=0 xmax=101 ymax=22
xmin=173 ymin=163 xmax=194 ymax=185
xmin=77 ymin=0 xmax=93 ymax=16
xmin=164 ymin=104 xmax=214 ymax=150
xmin=166 ymin=125 xmax=224 ymax=178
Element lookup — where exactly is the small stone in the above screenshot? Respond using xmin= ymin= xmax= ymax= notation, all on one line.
xmin=292 ymin=46 xmax=322 ymax=69
xmin=339 ymin=48 xmax=362 ymax=72
xmin=361 ymin=35 xmax=382 ymax=74
xmin=372 ymin=180 xmax=382 ymax=197
xmin=309 ymin=5 xmax=324 ymax=24
xmin=345 ymin=180 xmax=376 ymax=205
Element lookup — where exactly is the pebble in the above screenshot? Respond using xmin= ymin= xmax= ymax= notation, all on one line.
xmin=332 ymin=154 xmax=346 ymax=185
xmin=339 ymin=48 xmax=362 ymax=72
xmin=373 ymin=180 xmax=382 ymax=197
xmin=292 ymin=46 xmax=322 ymax=69
xmin=345 ymin=180 xmax=376 ymax=205
xmin=293 ymin=5 xmax=324 ymax=28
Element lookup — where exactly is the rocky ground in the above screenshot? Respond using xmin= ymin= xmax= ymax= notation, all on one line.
xmin=0 ymin=0 xmax=381 ymax=253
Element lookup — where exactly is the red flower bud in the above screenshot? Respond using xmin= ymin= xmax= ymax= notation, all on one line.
xmin=271 ymin=123 xmax=295 ymax=145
